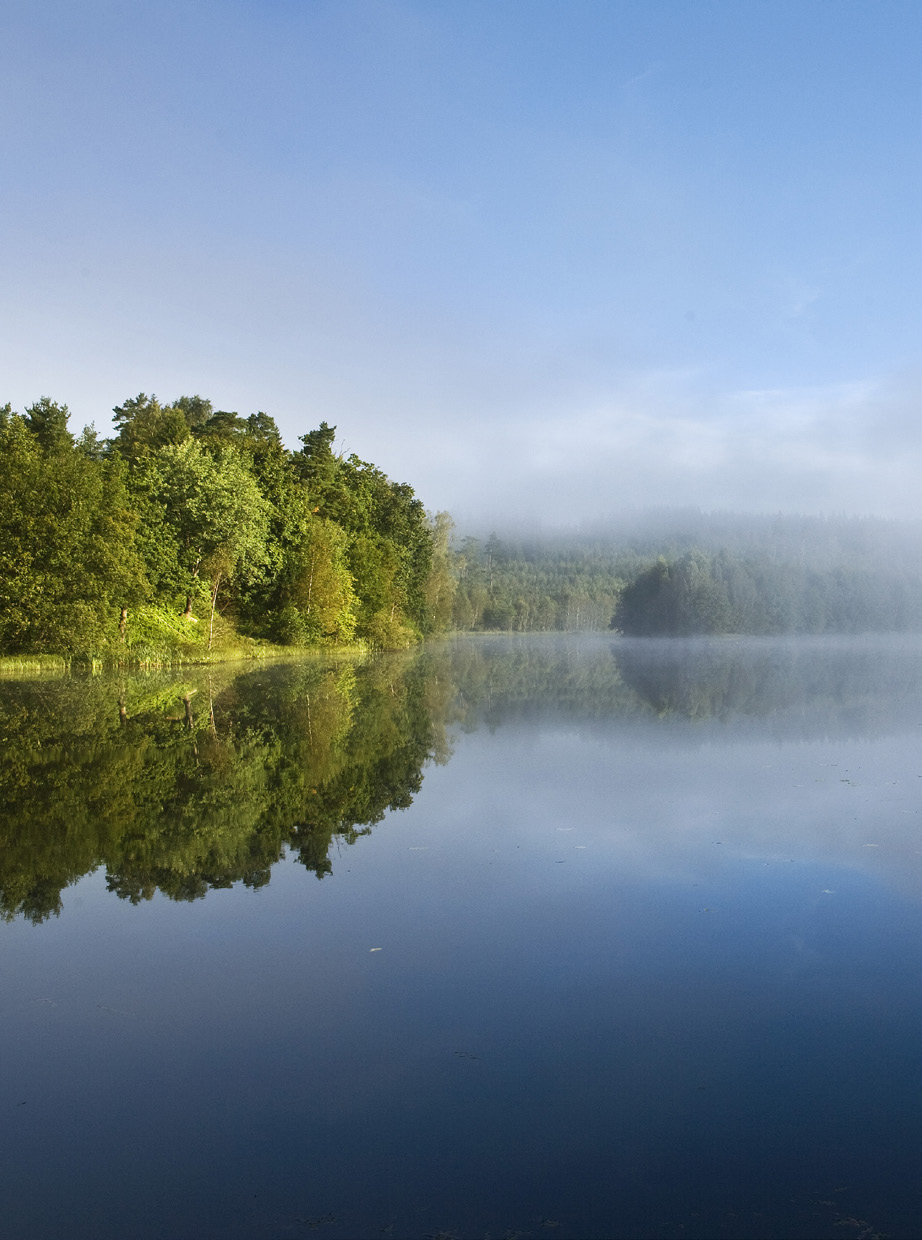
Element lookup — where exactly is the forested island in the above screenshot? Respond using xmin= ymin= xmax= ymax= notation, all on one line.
xmin=2 ymin=392 xmax=922 ymax=662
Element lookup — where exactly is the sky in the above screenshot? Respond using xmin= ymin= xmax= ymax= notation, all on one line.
xmin=1 ymin=0 xmax=920 ymax=527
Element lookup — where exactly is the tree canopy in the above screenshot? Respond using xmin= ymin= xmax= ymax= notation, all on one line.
xmin=0 ymin=396 xmax=449 ymax=659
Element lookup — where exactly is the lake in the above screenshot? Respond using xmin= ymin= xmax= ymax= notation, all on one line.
xmin=2 ymin=635 xmax=921 ymax=1240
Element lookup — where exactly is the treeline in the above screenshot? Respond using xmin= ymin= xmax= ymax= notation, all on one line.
xmin=0 ymin=395 xmax=452 ymax=658
xmin=4 ymin=394 xmax=921 ymax=651
xmin=450 ymin=517 xmax=922 ymax=636
xmin=448 ymin=533 xmax=632 ymax=632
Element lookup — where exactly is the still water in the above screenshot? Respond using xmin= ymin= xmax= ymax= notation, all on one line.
xmin=2 ymin=636 xmax=921 ymax=1239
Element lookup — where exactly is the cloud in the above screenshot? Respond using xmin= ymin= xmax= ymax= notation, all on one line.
xmin=428 ymin=368 xmax=922 ymax=526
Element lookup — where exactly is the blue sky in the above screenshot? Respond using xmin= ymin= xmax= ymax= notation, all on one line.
xmin=2 ymin=0 xmax=920 ymax=524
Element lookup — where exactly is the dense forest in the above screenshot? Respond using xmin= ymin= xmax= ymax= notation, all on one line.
xmin=0 ymin=395 xmax=453 ymax=659
xmin=3 ymin=394 xmax=922 ymax=658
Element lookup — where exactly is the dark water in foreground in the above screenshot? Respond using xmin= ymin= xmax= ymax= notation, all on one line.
xmin=2 ymin=635 xmax=921 ymax=1240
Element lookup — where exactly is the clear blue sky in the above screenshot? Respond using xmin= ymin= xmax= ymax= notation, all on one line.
xmin=2 ymin=0 xmax=920 ymax=523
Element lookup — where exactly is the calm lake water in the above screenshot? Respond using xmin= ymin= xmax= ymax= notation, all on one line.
xmin=2 ymin=635 xmax=921 ymax=1240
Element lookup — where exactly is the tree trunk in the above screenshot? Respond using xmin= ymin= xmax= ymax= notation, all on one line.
xmin=184 ymin=558 xmax=202 ymax=618
xmin=208 ymin=573 xmax=222 ymax=652
xmin=306 ymin=551 xmax=315 ymax=617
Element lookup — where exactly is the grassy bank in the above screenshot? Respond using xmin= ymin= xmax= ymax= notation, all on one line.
xmin=0 ymin=604 xmax=373 ymax=675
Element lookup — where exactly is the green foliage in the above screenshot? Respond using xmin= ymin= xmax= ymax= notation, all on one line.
xmin=1 ymin=394 xmax=441 ymax=659
xmin=116 ymin=602 xmax=259 ymax=664
xmin=293 ymin=422 xmax=434 ymax=643
xmin=450 ymin=533 xmax=625 ymax=633
xmin=0 ymin=410 xmax=148 ymax=656
xmin=275 ymin=514 xmax=357 ymax=645
xmin=424 ymin=511 xmax=456 ymax=633
xmin=24 ymin=396 xmax=73 ymax=451
xmin=131 ymin=437 xmax=271 ymax=611
xmin=448 ymin=518 xmax=922 ymax=637
xmin=111 ymin=393 xmax=191 ymax=459
xmin=170 ymin=394 xmax=214 ymax=429
xmin=9 ymin=385 xmax=917 ymax=658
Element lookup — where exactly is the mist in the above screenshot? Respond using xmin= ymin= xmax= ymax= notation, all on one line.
xmin=469 ymin=508 xmax=922 ymax=572
xmin=397 ymin=366 xmax=922 ymax=528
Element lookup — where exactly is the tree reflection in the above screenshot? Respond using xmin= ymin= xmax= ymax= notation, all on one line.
xmin=0 ymin=654 xmax=452 ymax=923
xmin=4 ymin=635 xmax=921 ymax=922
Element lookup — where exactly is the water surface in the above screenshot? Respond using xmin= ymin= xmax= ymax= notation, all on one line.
xmin=2 ymin=636 xmax=921 ymax=1238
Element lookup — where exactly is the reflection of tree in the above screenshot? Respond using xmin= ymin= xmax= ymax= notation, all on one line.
xmin=613 ymin=636 xmax=922 ymax=727
xmin=0 ymin=654 xmax=450 ymax=923
xmin=426 ymin=634 xmax=922 ymax=732
xmin=426 ymin=637 xmax=638 ymax=730
xmin=434 ymin=634 xmax=922 ymax=736
xmin=4 ymin=636 xmax=921 ymax=923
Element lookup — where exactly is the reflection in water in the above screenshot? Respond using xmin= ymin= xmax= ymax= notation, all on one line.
xmin=2 ymin=635 xmax=921 ymax=1240
xmin=448 ymin=632 xmax=922 ymax=734
xmin=2 ymin=634 xmax=921 ymax=922
xmin=612 ymin=633 xmax=922 ymax=731
xmin=0 ymin=654 xmax=452 ymax=922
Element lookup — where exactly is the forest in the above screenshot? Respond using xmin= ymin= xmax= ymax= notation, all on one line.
xmin=451 ymin=516 xmax=922 ymax=636
xmin=2 ymin=394 xmax=922 ymax=659
xmin=0 ymin=395 xmax=453 ymax=659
